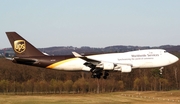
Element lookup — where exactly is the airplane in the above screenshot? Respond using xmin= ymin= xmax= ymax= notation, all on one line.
xmin=6 ymin=32 xmax=179 ymax=79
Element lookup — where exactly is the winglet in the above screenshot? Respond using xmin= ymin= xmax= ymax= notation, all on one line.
xmin=72 ymin=52 xmax=83 ymax=58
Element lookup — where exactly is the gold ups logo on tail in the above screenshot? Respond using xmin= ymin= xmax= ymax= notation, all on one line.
xmin=14 ymin=40 xmax=26 ymax=53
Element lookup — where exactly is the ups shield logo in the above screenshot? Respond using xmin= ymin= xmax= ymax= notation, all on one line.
xmin=14 ymin=40 xmax=26 ymax=53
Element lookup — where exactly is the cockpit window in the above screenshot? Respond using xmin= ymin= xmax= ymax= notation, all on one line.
xmin=164 ymin=51 xmax=167 ymax=53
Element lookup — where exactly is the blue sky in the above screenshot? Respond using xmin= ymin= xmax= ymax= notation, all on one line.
xmin=1 ymin=0 xmax=180 ymax=49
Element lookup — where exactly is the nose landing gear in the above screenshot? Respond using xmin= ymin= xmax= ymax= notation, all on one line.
xmin=159 ymin=67 xmax=164 ymax=75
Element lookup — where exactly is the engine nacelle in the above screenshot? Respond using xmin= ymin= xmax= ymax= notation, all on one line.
xmin=96 ymin=62 xmax=114 ymax=70
xmin=114 ymin=65 xmax=132 ymax=73
xmin=121 ymin=65 xmax=132 ymax=73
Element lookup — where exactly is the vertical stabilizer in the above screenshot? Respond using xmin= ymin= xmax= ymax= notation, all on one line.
xmin=6 ymin=32 xmax=45 ymax=57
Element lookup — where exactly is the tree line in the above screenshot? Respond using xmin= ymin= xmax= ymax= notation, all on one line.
xmin=0 ymin=58 xmax=179 ymax=94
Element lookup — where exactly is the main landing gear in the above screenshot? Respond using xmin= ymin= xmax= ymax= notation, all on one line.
xmin=91 ymin=68 xmax=109 ymax=79
xmin=84 ymin=62 xmax=109 ymax=79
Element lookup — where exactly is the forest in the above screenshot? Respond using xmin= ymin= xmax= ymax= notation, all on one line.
xmin=0 ymin=56 xmax=180 ymax=94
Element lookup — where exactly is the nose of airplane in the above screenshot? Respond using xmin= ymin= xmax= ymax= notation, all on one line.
xmin=169 ymin=54 xmax=179 ymax=64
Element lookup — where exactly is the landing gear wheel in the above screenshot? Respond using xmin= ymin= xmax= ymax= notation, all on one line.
xmin=91 ymin=74 xmax=96 ymax=78
xmin=96 ymin=72 xmax=102 ymax=79
xmin=97 ymin=75 xmax=101 ymax=79
xmin=103 ymin=76 xmax=107 ymax=79
xmin=103 ymin=71 xmax=109 ymax=79
xmin=91 ymin=71 xmax=103 ymax=79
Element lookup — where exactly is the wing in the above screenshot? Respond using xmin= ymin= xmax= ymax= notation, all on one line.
xmin=72 ymin=52 xmax=132 ymax=79
xmin=72 ymin=52 xmax=132 ymax=72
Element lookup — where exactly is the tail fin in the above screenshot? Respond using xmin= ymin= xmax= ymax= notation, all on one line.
xmin=6 ymin=32 xmax=45 ymax=57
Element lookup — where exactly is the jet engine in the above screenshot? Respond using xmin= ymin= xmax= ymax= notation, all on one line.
xmin=96 ymin=62 xmax=114 ymax=70
xmin=114 ymin=65 xmax=132 ymax=73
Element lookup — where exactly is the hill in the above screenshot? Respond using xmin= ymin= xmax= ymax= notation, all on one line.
xmin=1 ymin=45 xmax=180 ymax=56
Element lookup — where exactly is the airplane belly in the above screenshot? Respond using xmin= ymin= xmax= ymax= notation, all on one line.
xmin=133 ymin=56 xmax=169 ymax=68
xmin=139 ymin=62 xmax=154 ymax=68
xmin=132 ymin=59 xmax=154 ymax=68
xmin=47 ymin=58 xmax=86 ymax=71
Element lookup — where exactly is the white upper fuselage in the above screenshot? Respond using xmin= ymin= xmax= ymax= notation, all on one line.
xmin=87 ymin=49 xmax=178 ymax=68
xmin=47 ymin=49 xmax=179 ymax=71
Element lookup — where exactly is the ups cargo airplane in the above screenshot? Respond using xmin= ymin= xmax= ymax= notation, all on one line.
xmin=6 ymin=32 xmax=179 ymax=79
